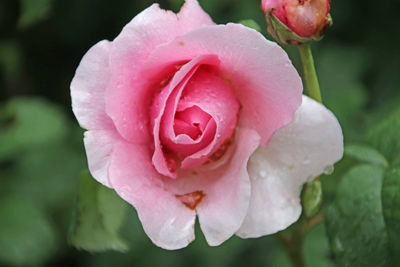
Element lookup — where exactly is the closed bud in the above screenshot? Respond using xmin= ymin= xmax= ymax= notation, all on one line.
xmin=262 ymin=0 xmax=332 ymax=45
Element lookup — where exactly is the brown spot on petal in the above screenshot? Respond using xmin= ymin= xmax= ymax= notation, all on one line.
xmin=176 ymin=191 xmax=205 ymax=210
xmin=207 ymin=137 xmax=233 ymax=163
xmin=178 ymin=41 xmax=185 ymax=46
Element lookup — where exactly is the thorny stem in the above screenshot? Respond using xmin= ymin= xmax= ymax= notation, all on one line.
xmin=298 ymin=44 xmax=322 ymax=103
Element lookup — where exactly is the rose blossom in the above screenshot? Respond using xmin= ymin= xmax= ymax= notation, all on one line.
xmin=71 ymin=0 xmax=343 ymax=249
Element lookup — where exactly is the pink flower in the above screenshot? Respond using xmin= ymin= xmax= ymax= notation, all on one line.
xmin=71 ymin=0 xmax=343 ymax=249
xmin=262 ymin=0 xmax=331 ymax=38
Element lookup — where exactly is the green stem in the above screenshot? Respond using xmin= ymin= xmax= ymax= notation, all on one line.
xmin=276 ymin=223 xmax=305 ymax=267
xmin=298 ymin=44 xmax=322 ymax=103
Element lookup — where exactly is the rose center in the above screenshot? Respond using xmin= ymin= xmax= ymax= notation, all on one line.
xmin=173 ymin=105 xmax=212 ymax=141
xmin=151 ymin=57 xmax=240 ymax=178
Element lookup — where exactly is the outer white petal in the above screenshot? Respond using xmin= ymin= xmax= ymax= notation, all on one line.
xmin=237 ymin=95 xmax=343 ymax=238
xmin=83 ymin=129 xmax=120 ymax=188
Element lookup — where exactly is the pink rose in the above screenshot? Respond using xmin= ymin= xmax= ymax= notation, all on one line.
xmin=262 ymin=0 xmax=332 ymax=38
xmin=71 ymin=0 xmax=343 ymax=249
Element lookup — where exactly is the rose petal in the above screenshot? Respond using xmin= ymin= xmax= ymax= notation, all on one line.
xmin=106 ymin=0 xmax=214 ymax=143
xmin=108 ymin=141 xmax=196 ymax=250
xmin=142 ymin=23 xmax=302 ymax=147
xmin=71 ymin=40 xmax=113 ymax=131
xmin=236 ymin=95 xmax=343 ymax=238
xmin=83 ymin=129 xmax=120 ymax=188
xmin=164 ymin=128 xmax=261 ymax=246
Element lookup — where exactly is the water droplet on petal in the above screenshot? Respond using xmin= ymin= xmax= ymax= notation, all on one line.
xmin=323 ymin=165 xmax=334 ymax=175
xmin=259 ymin=170 xmax=267 ymax=178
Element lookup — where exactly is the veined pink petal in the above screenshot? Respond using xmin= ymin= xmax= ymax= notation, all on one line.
xmin=163 ymin=128 xmax=261 ymax=246
xmin=105 ymin=0 xmax=214 ymax=144
xmin=71 ymin=40 xmax=113 ymax=131
xmin=237 ymin=95 xmax=343 ymax=238
xmin=142 ymin=23 xmax=302 ymax=147
xmin=108 ymin=140 xmax=196 ymax=250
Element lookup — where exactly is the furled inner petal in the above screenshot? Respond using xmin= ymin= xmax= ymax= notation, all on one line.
xmin=161 ymin=66 xmax=239 ymax=170
xmin=177 ymin=67 xmax=240 ymax=169
xmin=161 ymin=105 xmax=217 ymax=156
xmin=151 ymin=56 xmax=239 ymax=178
xmin=151 ymin=55 xmax=220 ymax=178
xmin=174 ymin=105 xmax=211 ymax=138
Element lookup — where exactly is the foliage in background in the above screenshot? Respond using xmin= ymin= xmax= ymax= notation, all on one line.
xmin=0 ymin=0 xmax=399 ymax=266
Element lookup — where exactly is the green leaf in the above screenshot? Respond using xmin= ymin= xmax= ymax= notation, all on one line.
xmin=97 ymin=184 xmax=129 ymax=234
xmin=69 ymin=171 xmax=129 ymax=252
xmin=382 ymin=156 xmax=400 ymax=265
xmin=366 ymin=106 xmax=400 ymax=160
xmin=238 ymin=19 xmax=261 ymax=32
xmin=0 ymin=197 xmax=56 ymax=266
xmin=325 ymin=164 xmax=394 ymax=266
xmin=0 ymin=97 xmax=68 ymax=160
xmin=345 ymin=144 xmax=388 ymax=167
xmin=18 ymin=0 xmax=53 ymax=29
xmin=1 ymin=139 xmax=85 ymax=209
xmin=301 ymin=180 xmax=323 ymax=219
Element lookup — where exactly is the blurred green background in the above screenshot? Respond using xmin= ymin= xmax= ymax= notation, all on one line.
xmin=0 ymin=0 xmax=399 ymax=266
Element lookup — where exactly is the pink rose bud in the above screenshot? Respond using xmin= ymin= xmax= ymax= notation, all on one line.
xmin=71 ymin=0 xmax=343 ymax=249
xmin=262 ymin=0 xmax=332 ymax=44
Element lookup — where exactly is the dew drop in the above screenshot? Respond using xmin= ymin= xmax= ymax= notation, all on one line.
xmin=259 ymin=170 xmax=267 ymax=178
xmin=323 ymin=165 xmax=334 ymax=175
